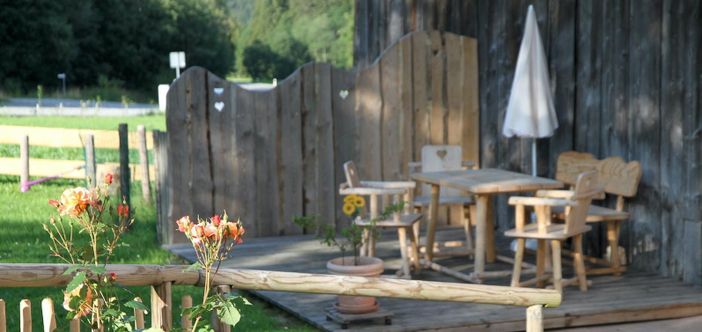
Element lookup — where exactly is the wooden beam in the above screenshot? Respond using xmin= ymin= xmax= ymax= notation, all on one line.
xmin=526 ymin=305 xmax=543 ymax=332
xmin=137 ymin=125 xmax=151 ymax=202
xmin=85 ymin=134 xmax=96 ymax=187
xmin=19 ymin=136 xmax=29 ymax=192
xmin=0 ymin=264 xmax=561 ymax=308
xmin=118 ymin=123 xmax=131 ymax=208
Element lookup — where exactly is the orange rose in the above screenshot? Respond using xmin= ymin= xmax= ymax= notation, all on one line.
xmin=176 ymin=216 xmax=192 ymax=233
xmin=62 ymin=282 xmax=94 ymax=318
xmin=58 ymin=187 xmax=91 ymax=217
xmin=204 ymin=223 xmax=219 ymax=239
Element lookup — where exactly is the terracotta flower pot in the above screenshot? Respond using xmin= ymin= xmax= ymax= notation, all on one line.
xmin=326 ymin=256 xmax=384 ymax=314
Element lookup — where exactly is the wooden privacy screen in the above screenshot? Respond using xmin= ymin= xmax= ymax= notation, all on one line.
xmin=163 ymin=31 xmax=478 ymax=242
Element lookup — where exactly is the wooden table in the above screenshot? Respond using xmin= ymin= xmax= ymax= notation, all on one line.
xmin=411 ymin=169 xmax=563 ymax=281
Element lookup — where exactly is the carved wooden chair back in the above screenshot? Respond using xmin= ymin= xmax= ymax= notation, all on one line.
xmin=563 ymin=171 xmax=601 ymax=236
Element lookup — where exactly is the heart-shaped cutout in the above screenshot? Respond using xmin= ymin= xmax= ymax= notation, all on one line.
xmin=436 ymin=150 xmax=447 ymax=159
xmin=214 ymin=101 xmax=225 ymax=112
xmin=339 ymin=89 xmax=349 ymax=100
xmin=213 ymin=87 xmax=224 ymax=95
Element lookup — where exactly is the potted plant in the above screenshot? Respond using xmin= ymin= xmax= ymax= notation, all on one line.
xmin=293 ymin=195 xmax=405 ymax=314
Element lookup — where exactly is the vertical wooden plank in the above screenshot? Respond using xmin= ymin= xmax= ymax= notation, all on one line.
xmin=354 ymin=0 xmax=370 ymax=68
xmin=315 ymin=64 xmax=337 ymax=228
xmin=137 ymin=125 xmax=151 ymax=202
xmin=150 ymin=282 xmax=172 ymax=331
xmin=301 ymin=64 xmax=319 ymax=230
xmin=388 ymin=0 xmax=406 ymax=47
xmin=575 ymin=0 xmax=605 ymax=256
xmin=356 ymin=62 xmax=383 ymax=181
xmin=546 ymin=0 xmax=577 ymax=175
xmin=381 ymin=39 xmax=403 ymax=180
xmin=232 ymin=87 xmax=257 ymax=236
xmin=188 ymin=70 xmax=214 ymax=222
xmin=153 ymin=131 xmax=171 ymax=244
xmin=526 ymin=305 xmax=544 ymax=332
xmin=253 ymin=90 xmax=281 ymax=236
xmin=118 ymin=123 xmax=131 ymax=208
xmin=477 ymin=0 xmax=498 ymax=170
xmin=431 ymin=30 xmax=450 ymax=225
xmin=600 ymin=0 xmax=631 ymax=253
xmin=20 ymin=299 xmax=30 ymax=332
xmin=429 ymin=30 xmax=446 ymax=146
xmin=462 ymin=37 xmax=480 ymax=165
xmin=41 ymin=298 xmax=56 ymax=332
xmin=682 ymin=0 xmax=702 ymax=285
xmin=207 ymin=74 xmax=233 ymax=221
xmin=399 ymin=35 xmax=414 ymax=179
xmin=332 ymin=67 xmax=357 ymax=227
xmin=445 ymin=32 xmax=465 ymax=226
xmin=412 ymin=31 xmax=431 ymax=163
xmin=279 ymin=72 xmax=304 ymax=235
xmin=166 ymin=70 xmax=193 ymax=243
xmin=627 ymin=0 xmax=662 ymax=273
xmin=85 ymin=134 xmax=96 ymax=188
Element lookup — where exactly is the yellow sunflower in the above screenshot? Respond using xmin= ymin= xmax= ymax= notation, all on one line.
xmin=343 ymin=194 xmax=357 ymax=203
xmin=342 ymin=202 xmax=356 ymax=216
xmin=352 ymin=195 xmax=365 ymax=208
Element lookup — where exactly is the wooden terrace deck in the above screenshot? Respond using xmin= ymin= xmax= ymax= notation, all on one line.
xmin=167 ymin=228 xmax=702 ymax=331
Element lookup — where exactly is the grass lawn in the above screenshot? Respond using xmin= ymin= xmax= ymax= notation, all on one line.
xmin=0 ymin=114 xmax=167 ymax=132
xmin=0 ymin=116 xmax=315 ymax=331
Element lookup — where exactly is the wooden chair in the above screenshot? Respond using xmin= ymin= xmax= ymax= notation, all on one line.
xmin=339 ymin=161 xmax=422 ymax=278
xmin=505 ymin=171 xmax=602 ymax=293
xmin=553 ymin=151 xmax=642 ymax=276
xmin=408 ymin=145 xmax=476 ymax=256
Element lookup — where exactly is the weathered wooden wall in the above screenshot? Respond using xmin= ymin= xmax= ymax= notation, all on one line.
xmin=355 ymin=0 xmax=702 ymax=285
xmin=162 ymin=31 xmax=479 ymax=243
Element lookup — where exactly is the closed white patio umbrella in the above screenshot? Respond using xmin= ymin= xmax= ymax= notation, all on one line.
xmin=502 ymin=5 xmax=558 ymax=176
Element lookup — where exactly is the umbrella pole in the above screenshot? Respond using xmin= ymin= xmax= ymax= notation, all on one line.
xmin=532 ymin=139 xmax=537 ymax=176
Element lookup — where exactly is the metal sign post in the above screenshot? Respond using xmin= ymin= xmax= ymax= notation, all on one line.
xmin=169 ymin=51 xmax=186 ymax=79
xmin=57 ymin=73 xmax=66 ymax=96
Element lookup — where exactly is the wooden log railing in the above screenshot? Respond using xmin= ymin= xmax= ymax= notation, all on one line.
xmin=0 ymin=264 xmax=561 ymax=331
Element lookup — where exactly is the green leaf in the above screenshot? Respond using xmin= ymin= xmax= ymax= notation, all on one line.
xmin=125 ymin=300 xmax=148 ymax=312
xmin=216 ymin=301 xmax=241 ymax=326
xmin=65 ymin=272 xmax=86 ymax=292
xmin=63 ymin=266 xmax=81 ymax=275
xmin=86 ymin=266 xmax=107 ymax=275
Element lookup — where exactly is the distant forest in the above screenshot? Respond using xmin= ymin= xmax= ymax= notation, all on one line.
xmin=0 ymin=0 xmax=353 ymax=94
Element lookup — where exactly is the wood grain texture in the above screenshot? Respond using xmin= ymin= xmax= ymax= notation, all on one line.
xmin=278 ymin=70 xmax=304 ymax=235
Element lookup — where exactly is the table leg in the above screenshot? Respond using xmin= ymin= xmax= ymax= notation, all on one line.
xmin=486 ymin=196 xmax=496 ymax=263
xmin=474 ymin=195 xmax=488 ymax=277
xmin=425 ymin=184 xmax=440 ymax=262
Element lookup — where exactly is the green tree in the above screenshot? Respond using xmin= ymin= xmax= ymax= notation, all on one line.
xmin=242 ymin=40 xmax=277 ymax=81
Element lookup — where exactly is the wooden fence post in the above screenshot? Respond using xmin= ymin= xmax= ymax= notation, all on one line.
xmin=137 ymin=125 xmax=151 ymax=203
xmin=20 ymin=135 xmax=29 ymax=192
xmin=152 ymin=130 xmax=171 ymax=244
xmin=85 ymin=134 xmax=96 ymax=188
xmin=0 ymin=299 xmax=6 ymax=332
xmin=19 ymin=299 xmax=31 ymax=332
xmin=134 ymin=297 xmax=145 ymax=330
xmin=41 ymin=298 xmax=56 ymax=332
xmin=526 ymin=304 xmax=543 ymax=332
xmin=118 ymin=123 xmax=131 ymax=208
xmin=151 ymin=282 xmax=172 ymax=331
xmin=211 ymin=286 xmax=232 ymax=332
xmin=181 ymin=295 xmax=193 ymax=331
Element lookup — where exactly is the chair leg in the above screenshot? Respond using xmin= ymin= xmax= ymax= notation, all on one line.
xmin=397 ymin=227 xmax=411 ymax=278
xmin=551 ymin=240 xmax=563 ymax=293
xmin=536 ymin=240 xmax=546 ymax=288
xmin=607 ymin=220 xmax=622 ymax=276
xmin=369 ymin=231 xmax=377 ymax=257
xmin=463 ymin=204 xmax=474 ymax=252
xmin=413 ymin=211 xmax=421 ymax=247
xmin=573 ymin=234 xmax=588 ymax=292
xmin=486 ymin=199 xmax=496 ymax=263
xmin=407 ymin=225 xmax=421 ymax=271
xmin=511 ymin=238 xmax=526 ymax=287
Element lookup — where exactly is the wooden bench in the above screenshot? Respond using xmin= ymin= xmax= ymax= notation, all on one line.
xmin=553 ymin=151 xmax=643 ymax=276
